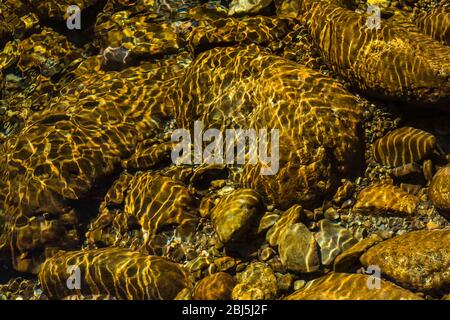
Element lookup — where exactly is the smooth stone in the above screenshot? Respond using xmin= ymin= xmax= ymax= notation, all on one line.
xmin=360 ymin=229 xmax=450 ymax=293
xmin=286 ymin=273 xmax=423 ymax=300
xmin=279 ymin=223 xmax=320 ymax=273
xmin=38 ymin=248 xmax=192 ymax=300
xmin=211 ymin=189 xmax=264 ymax=243
xmin=266 ymin=204 xmax=302 ymax=247
xmin=258 ymin=211 xmax=281 ymax=234
xmin=429 ymin=165 xmax=450 ymax=213
xmin=228 ymin=0 xmax=273 ymax=15
xmin=353 ymin=183 xmax=419 ymax=215
xmin=333 ymin=234 xmax=383 ymax=272
xmin=193 ymin=272 xmax=236 ymax=300
xmin=315 ymin=219 xmax=358 ymax=266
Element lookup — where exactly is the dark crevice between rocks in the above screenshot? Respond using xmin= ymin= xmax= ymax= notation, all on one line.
xmin=224 ymin=232 xmax=266 ymax=260
xmin=65 ymin=164 xmax=124 ymax=246
xmin=190 ymin=167 xmax=230 ymax=192
xmin=101 ymin=50 xmax=181 ymax=72
xmin=0 ymin=0 xmax=107 ymax=51
xmin=125 ymin=154 xmax=174 ymax=176
xmin=231 ymin=2 xmax=277 ymax=18
xmin=0 ymin=33 xmax=14 ymax=53
xmin=39 ymin=0 xmax=108 ymax=48
xmin=0 ymin=256 xmax=28 ymax=284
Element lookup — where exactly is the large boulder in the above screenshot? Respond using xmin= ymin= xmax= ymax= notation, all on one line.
xmin=360 ymin=229 xmax=450 ymax=293
xmin=286 ymin=272 xmax=423 ymax=300
xmin=173 ymin=45 xmax=363 ymax=209
xmin=277 ymin=0 xmax=450 ymax=107
xmin=38 ymin=248 xmax=193 ymax=300
xmin=0 ymin=57 xmax=181 ymax=273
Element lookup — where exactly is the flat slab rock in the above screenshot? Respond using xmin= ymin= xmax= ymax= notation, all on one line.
xmin=314 ymin=219 xmax=357 ymax=266
xmin=286 ymin=273 xmax=423 ymax=300
xmin=333 ymin=234 xmax=383 ymax=272
xmin=353 ymin=183 xmax=419 ymax=215
xmin=279 ymin=222 xmax=320 ymax=273
xmin=360 ymin=228 xmax=450 ymax=293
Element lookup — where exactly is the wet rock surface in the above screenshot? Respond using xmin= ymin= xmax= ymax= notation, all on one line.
xmin=333 ymin=234 xmax=383 ymax=272
xmin=429 ymin=164 xmax=450 ymax=212
xmin=279 ymin=222 xmax=320 ymax=273
xmin=38 ymin=248 xmax=193 ymax=300
xmin=315 ymin=219 xmax=357 ymax=266
xmin=232 ymin=262 xmax=278 ymax=300
xmin=286 ymin=272 xmax=423 ymax=300
xmin=211 ymin=189 xmax=264 ymax=244
xmin=361 ymin=228 xmax=450 ymax=294
xmin=0 ymin=0 xmax=449 ymax=301
xmin=353 ymin=183 xmax=420 ymax=215
xmin=193 ymin=272 xmax=236 ymax=300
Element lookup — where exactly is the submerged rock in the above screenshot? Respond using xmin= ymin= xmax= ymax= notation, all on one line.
xmin=360 ymin=229 xmax=450 ymax=293
xmin=286 ymin=272 xmax=423 ymax=300
xmin=0 ymin=0 xmax=39 ymax=40
xmin=314 ymin=219 xmax=357 ymax=266
xmin=173 ymin=45 xmax=363 ymax=209
xmin=353 ymin=183 xmax=419 ymax=215
xmin=414 ymin=5 xmax=450 ymax=45
xmin=211 ymin=189 xmax=264 ymax=244
xmin=87 ymin=172 xmax=198 ymax=253
xmin=429 ymin=164 xmax=450 ymax=212
xmin=38 ymin=248 xmax=192 ymax=300
xmin=266 ymin=204 xmax=302 ymax=247
xmin=193 ymin=272 xmax=236 ymax=300
xmin=228 ymin=0 xmax=273 ymax=15
xmin=278 ymin=0 xmax=450 ymax=107
xmin=232 ymin=262 xmax=278 ymax=300
xmin=0 ymin=58 xmax=182 ymax=273
xmin=333 ymin=234 xmax=383 ymax=272
xmin=188 ymin=16 xmax=295 ymax=53
xmin=372 ymin=127 xmax=437 ymax=167
xmin=278 ymin=223 xmax=320 ymax=273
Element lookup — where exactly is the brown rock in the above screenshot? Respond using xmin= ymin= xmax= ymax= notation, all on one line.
xmin=315 ymin=219 xmax=357 ymax=266
xmin=258 ymin=211 xmax=281 ymax=234
xmin=279 ymin=223 xmax=320 ymax=273
xmin=266 ymin=204 xmax=302 ymax=247
xmin=286 ymin=273 xmax=423 ymax=300
xmin=360 ymin=229 xmax=450 ymax=293
xmin=232 ymin=262 xmax=277 ymax=300
xmin=333 ymin=234 xmax=383 ymax=272
xmin=353 ymin=184 xmax=419 ymax=215
xmin=173 ymin=45 xmax=363 ymax=210
xmin=372 ymin=127 xmax=437 ymax=167
xmin=39 ymin=248 xmax=192 ymax=300
xmin=429 ymin=165 xmax=450 ymax=212
xmin=193 ymin=273 xmax=236 ymax=300
xmin=228 ymin=0 xmax=273 ymax=15
xmin=211 ymin=189 xmax=264 ymax=243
